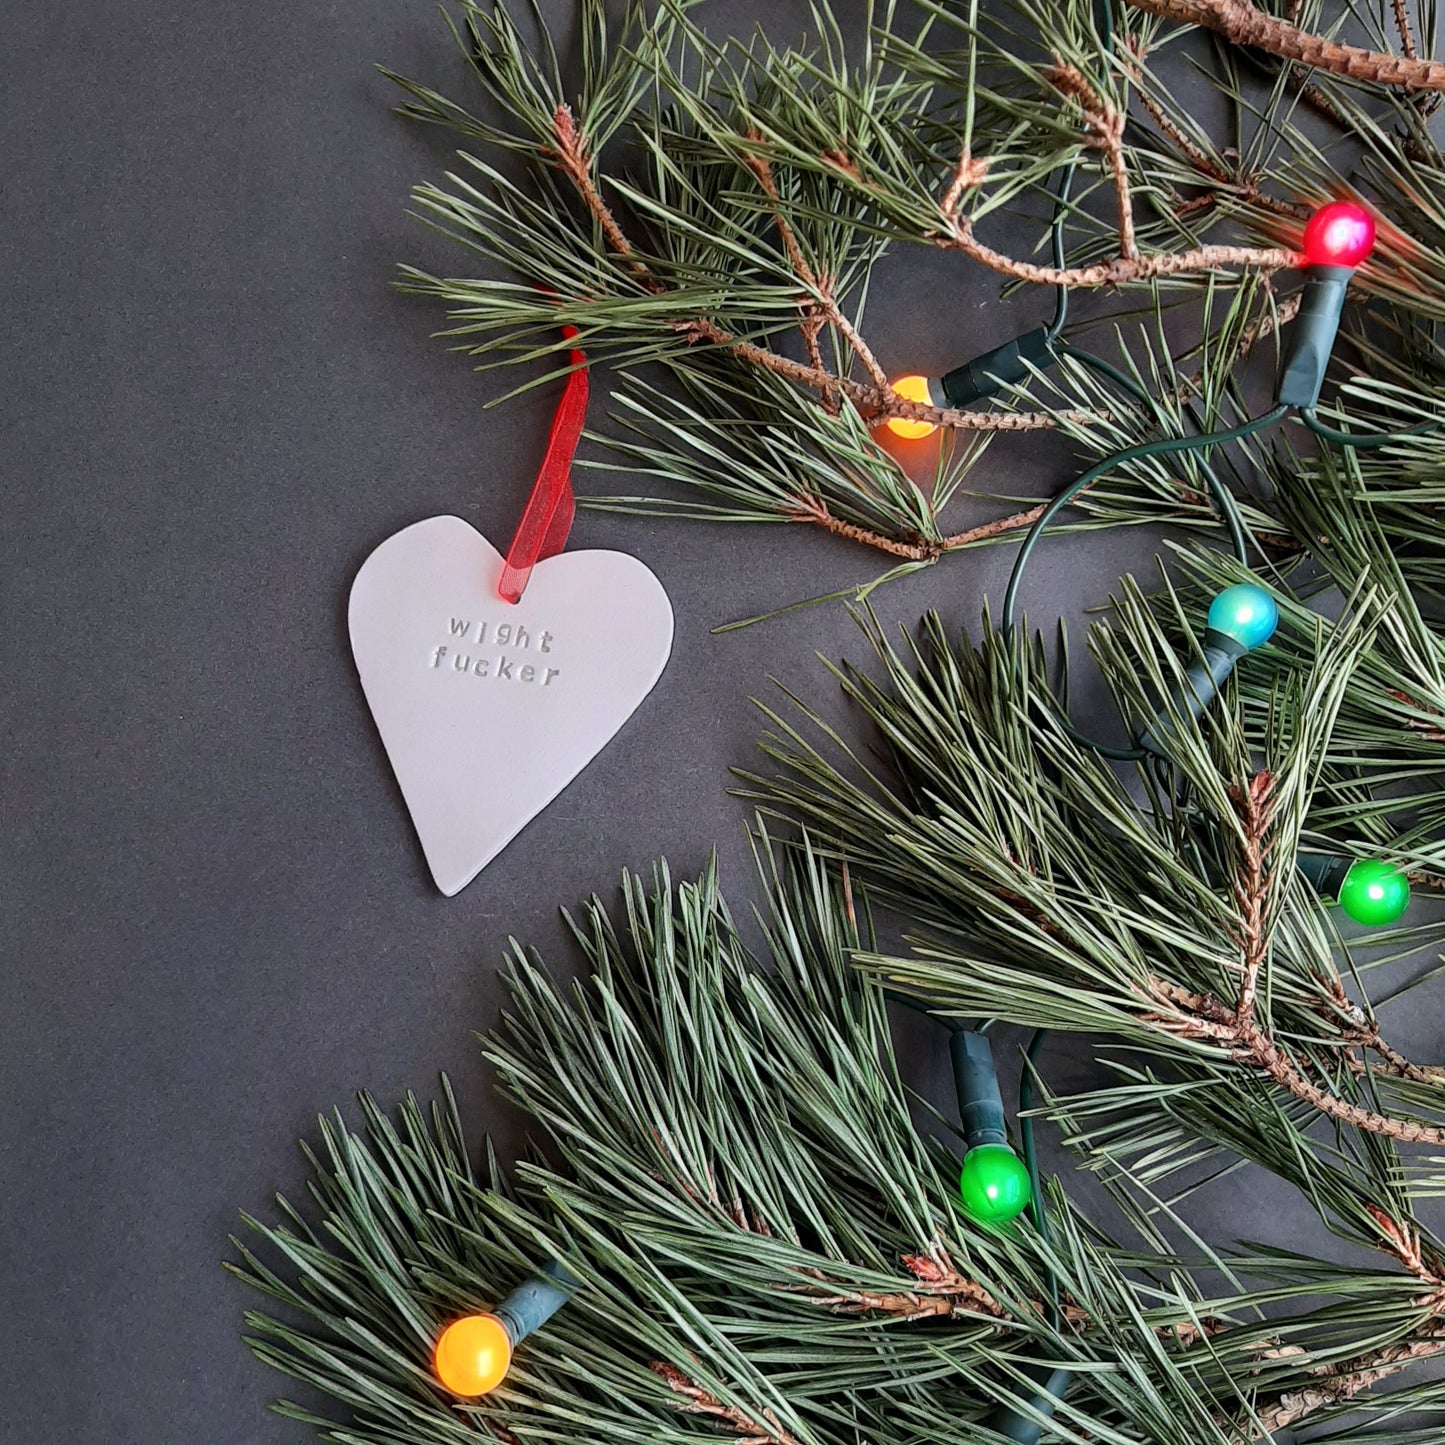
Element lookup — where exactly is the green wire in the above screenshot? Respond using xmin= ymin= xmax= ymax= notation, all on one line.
xmin=1019 ymin=1028 xmax=1060 ymax=1326
xmin=1019 ymin=1030 xmax=1050 ymax=1246
xmin=1046 ymin=0 xmax=1114 ymax=340
xmin=1001 ymin=407 xmax=1288 ymax=760
xmin=1300 ymin=406 xmax=1439 ymax=448
xmin=1055 ymin=342 xmax=1251 ymax=565
xmin=1046 ymin=156 xmax=1078 ymax=342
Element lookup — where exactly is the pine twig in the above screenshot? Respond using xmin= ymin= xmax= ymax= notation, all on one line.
xmin=549 ymin=104 xmax=660 ymax=290
xmin=1144 ymin=973 xmax=1445 ymax=1146
xmin=795 ymin=500 xmax=1051 ymax=561
xmin=549 ymin=108 xmax=1069 ymax=433
xmin=742 ymin=139 xmax=842 ymax=410
xmin=681 ymin=318 xmax=1076 ymax=431
xmin=1244 ymin=1326 xmax=1445 ymax=1438
xmin=1048 ymin=63 xmax=1139 ymax=261
xmin=1231 ymin=774 xmax=1274 ymax=1028
xmin=937 ymin=145 xmax=1297 ymax=283
xmin=1391 ymin=0 xmax=1420 ymax=60
xmin=1123 ymin=0 xmax=1445 ymax=90
xmin=741 ymin=138 xmax=893 ymax=400
xmin=939 ymin=220 xmax=1299 ymax=286
xmin=1130 ymin=86 xmax=1309 ymax=221
xmin=651 ymin=1362 xmax=804 ymax=1445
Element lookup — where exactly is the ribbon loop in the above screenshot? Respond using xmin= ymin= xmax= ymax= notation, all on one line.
xmin=498 ymin=327 xmax=588 ymax=604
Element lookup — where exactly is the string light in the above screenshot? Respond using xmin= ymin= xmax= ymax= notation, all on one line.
xmin=1135 ymin=582 xmax=1278 ymax=756
xmin=951 ymin=1030 xmax=1033 ymax=1226
xmin=959 ymin=1143 xmax=1034 ymax=1225
xmin=435 ymin=1313 xmax=513 ymax=1396
xmin=1278 ymin=200 xmax=1376 ymax=409
xmin=884 ymin=374 xmax=940 ymax=438
xmin=433 ymin=1260 xmax=579 ymax=1397
xmin=1301 ymin=200 xmax=1376 ymax=269
xmin=1337 ymin=859 xmax=1410 ymax=926
xmin=1299 ymin=854 xmax=1411 ymax=926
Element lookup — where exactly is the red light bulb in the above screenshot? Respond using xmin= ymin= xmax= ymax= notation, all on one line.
xmin=1302 ymin=201 xmax=1375 ymax=269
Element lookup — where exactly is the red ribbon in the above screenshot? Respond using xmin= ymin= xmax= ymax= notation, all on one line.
xmin=498 ymin=326 xmax=589 ymax=604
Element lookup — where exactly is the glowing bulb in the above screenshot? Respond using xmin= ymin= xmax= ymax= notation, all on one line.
xmin=1206 ymin=583 xmax=1279 ymax=651
xmin=884 ymin=375 xmax=938 ymax=439
xmin=958 ymin=1143 xmax=1033 ymax=1225
xmin=434 ymin=1313 xmax=513 ymax=1396
xmin=1336 ymin=859 xmax=1410 ymax=927
xmin=1302 ymin=201 xmax=1376 ymax=270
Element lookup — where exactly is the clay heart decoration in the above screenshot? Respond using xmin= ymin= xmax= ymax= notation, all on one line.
xmin=349 ymin=515 xmax=673 ymax=895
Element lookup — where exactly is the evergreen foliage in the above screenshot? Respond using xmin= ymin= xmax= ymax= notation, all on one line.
xmin=388 ymin=0 xmax=1445 ymax=584
xmin=231 ymin=2 xmax=1445 ymax=1442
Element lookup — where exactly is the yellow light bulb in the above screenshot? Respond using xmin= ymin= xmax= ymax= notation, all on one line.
xmin=883 ymin=375 xmax=938 ymax=439
xmin=434 ymin=1313 xmax=513 ymax=1396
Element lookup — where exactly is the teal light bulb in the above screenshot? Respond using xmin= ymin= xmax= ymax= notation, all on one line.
xmin=958 ymin=1143 xmax=1033 ymax=1225
xmin=1337 ymin=860 xmax=1410 ymax=927
xmin=1207 ymin=584 xmax=1279 ymax=651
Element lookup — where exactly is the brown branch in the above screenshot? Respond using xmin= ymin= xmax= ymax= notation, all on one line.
xmin=1356 ymin=1027 xmax=1445 ymax=1084
xmin=681 ymin=319 xmax=1076 ymax=432
xmin=938 ymin=215 xmax=1298 ymax=287
xmin=1392 ymin=0 xmax=1420 ymax=60
xmin=742 ymin=141 xmax=817 ymax=289
xmin=827 ymin=307 xmax=892 ymax=393
xmin=1134 ymin=86 xmax=1229 ymax=183
xmin=1048 ymin=63 xmax=1138 ymax=260
xmin=805 ymin=1277 xmax=1006 ymax=1321
xmin=1124 ymin=0 xmax=1445 ymax=90
xmin=1202 ymin=1011 xmax=1445 ymax=1144
xmin=651 ymin=1362 xmax=803 ymax=1445
xmin=942 ymin=505 xmax=1051 ymax=550
xmin=794 ymin=505 xmax=942 ymax=560
xmin=550 ymin=104 xmax=660 ymax=289
xmin=793 ymin=498 xmax=1053 ymax=562
xmin=1244 ymin=1327 xmax=1445 ymax=1438
xmin=1236 ymin=292 xmax=1303 ymax=357
xmin=1231 ymin=774 xmax=1275 ymax=1027
xmin=743 ymin=136 xmax=891 ymax=396
xmin=741 ymin=139 xmax=840 ymax=410
xmin=1364 ymin=1204 xmax=1445 ymax=1289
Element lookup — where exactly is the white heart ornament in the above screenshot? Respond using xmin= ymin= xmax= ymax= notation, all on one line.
xmin=349 ymin=516 xmax=673 ymax=895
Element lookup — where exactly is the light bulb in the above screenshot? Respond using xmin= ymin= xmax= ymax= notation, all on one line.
xmin=434 ymin=1313 xmax=513 ymax=1396
xmin=958 ymin=1143 xmax=1033 ymax=1225
xmin=1206 ymin=583 xmax=1279 ymax=651
xmin=1302 ymin=201 xmax=1376 ymax=270
xmin=883 ymin=374 xmax=938 ymax=439
xmin=1336 ymin=859 xmax=1410 ymax=927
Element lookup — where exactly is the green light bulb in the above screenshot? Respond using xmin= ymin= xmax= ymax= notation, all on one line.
xmin=1336 ymin=860 xmax=1410 ymax=927
xmin=1206 ymin=583 xmax=1278 ymax=651
xmin=958 ymin=1143 xmax=1032 ymax=1225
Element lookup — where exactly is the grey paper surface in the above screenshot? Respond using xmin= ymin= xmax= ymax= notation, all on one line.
xmin=0 ymin=3 xmax=1372 ymax=1441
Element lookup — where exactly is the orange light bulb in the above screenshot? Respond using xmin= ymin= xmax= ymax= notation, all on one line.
xmin=883 ymin=375 xmax=938 ymax=439
xmin=434 ymin=1313 xmax=513 ymax=1396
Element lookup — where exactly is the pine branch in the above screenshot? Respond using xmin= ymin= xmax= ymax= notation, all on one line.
xmin=1124 ymin=0 xmax=1445 ymax=90
xmin=651 ymin=1362 xmax=804 ymax=1445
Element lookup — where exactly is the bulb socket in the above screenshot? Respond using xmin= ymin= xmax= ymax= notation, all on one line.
xmin=493 ymin=1259 xmax=580 ymax=1345
xmin=985 ymin=1362 xmax=1073 ymax=1444
xmin=1296 ymin=851 xmax=1352 ymax=899
xmin=938 ymin=328 xmax=1055 ymax=408
xmin=1277 ymin=267 xmax=1354 ymax=409
xmin=951 ymin=1029 xmax=1008 ymax=1148
xmin=1138 ymin=629 xmax=1249 ymax=757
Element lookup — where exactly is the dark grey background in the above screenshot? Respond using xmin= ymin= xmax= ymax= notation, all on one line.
xmin=0 ymin=4 xmax=1362 ymax=1442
